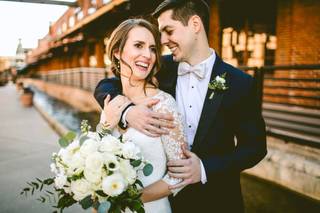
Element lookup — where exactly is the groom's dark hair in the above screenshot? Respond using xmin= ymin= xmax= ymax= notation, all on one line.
xmin=152 ymin=0 xmax=210 ymax=36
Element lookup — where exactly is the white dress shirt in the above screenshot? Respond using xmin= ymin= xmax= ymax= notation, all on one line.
xmin=176 ymin=49 xmax=216 ymax=184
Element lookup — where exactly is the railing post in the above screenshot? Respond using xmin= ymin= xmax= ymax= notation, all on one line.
xmin=79 ymin=68 xmax=83 ymax=89
xmin=254 ymin=67 xmax=264 ymax=114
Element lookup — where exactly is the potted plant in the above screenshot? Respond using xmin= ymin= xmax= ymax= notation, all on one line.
xmin=20 ymin=87 xmax=34 ymax=107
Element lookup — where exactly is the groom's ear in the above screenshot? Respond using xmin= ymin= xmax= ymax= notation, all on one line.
xmin=189 ymin=15 xmax=202 ymax=34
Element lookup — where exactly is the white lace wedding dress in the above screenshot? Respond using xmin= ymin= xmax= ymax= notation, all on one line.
xmin=101 ymin=90 xmax=187 ymax=213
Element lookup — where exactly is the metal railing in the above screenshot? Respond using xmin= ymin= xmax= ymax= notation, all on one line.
xmin=238 ymin=64 xmax=320 ymax=147
xmin=39 ymin=67 xmax=106 ymax=92
xmin=38 ymin=65 xmax=320 ymax=146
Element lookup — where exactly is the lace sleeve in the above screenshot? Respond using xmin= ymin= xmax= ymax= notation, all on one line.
xmin=153 ymin=92 xmax=187 ymax=196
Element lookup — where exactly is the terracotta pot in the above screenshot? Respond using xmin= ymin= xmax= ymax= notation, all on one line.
xmin=20 ymin=93 xmax=33 ymax=107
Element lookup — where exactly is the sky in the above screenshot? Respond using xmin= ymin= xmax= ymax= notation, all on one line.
xmin=0 ymin=1 xmax=68 ymax=56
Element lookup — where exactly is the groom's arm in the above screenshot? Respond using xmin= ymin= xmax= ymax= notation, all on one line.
xmin=94 ymin=78 xmax=175 ymax=135
xmin=94 ymin=77 xmax=122 ymax=109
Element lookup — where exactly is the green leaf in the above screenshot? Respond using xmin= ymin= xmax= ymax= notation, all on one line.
xmin=58 ymin=138 xmax=69 ymax=148
xmin=130 ymin=159 xmax=142 ymax=167
xmin=143 ymin=163 xmax=153 ymax=176
xmin=64 ymin=131 xmax=76 ymax=142
xmin=131 ymin=200 xmax=142 ymax=210
xmin=79 ymin=195 xmax=93 ymax=209
xmin=95 ymin=190 xmax=107 ymax=197
xmin=32 ymin=181 xmax=39 ymax=189
xmin=57 ymin=194 xmax=76 ymax=209
xmin=40 ymin=183 xmax=44 ymax=191
xmin=98 ymin=201 xmax=111 ymax=213
xmin=135 ymin=179 xmax=143 ymax=188
xmin=23 ymin=188 xmax=30 ymax=192
xmin=43 ymin=178 xmax=54 ymax=185
xmin=136 ymin=207 xmax=145 ymax=213
xmin=46 ymin=190 xmax=54 ymax=195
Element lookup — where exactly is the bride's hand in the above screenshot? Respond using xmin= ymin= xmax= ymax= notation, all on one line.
xmin=103 ymin=95 xmax=131 ymax=129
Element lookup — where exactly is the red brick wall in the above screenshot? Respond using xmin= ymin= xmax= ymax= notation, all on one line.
xmin=266 ymin=0 xmax=320 ymax=109
xmin=275 ymin=0 xmax=320 ymax=65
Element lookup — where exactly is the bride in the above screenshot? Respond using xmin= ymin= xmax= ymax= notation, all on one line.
xmin=97 ymin=18 xmax=189 ymax=212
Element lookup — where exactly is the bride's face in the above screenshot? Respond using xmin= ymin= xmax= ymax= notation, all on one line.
xmin=117 ymin=26 xmax=157 ymax=81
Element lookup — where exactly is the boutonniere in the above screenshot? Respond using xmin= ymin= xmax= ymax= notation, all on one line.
xmin=208 ymin=72 xmax=228 ymax=99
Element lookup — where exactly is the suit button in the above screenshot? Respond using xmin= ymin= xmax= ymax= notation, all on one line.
xmin=188 ymin=125 xmax=191 ymax=128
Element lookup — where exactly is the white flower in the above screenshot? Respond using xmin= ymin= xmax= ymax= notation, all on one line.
xmin=84 ymin=168 xmax=102 ymax=184
xmin=54 ymin=174 xmax=67 ymax=189
xmin=215 ymin=76 xmax=226 ymax=84
xmin=99 ymin=135 xmax=122 ymax=154
xmin=79 ymin=139 xmax=99 ymax=157
xmin=67 ymin=152 xmax=85 ymax=175
xmin=70 ymin=179 xmax=92 ymax=201
xmin=85 ymin=152 xmax=104 ymax=171
xmin=122 ymin=142 xmax=141 ymax=160
xmin=83 ymin=152 xmax=104 ymax=183
xmin=102 ymin=173 xmax=126 ymax=196
xmin=119 ymin=159 xmax=137 ymax=185
xmin=50 ymin=163 xmax=58 ymax=174
xmin=68 ymin=139 xmax=80 ymax=151
xmin=103 ymin=153 xmax=120 ymax=171
xmin=87 ymin=131 xmax=101 ymax=141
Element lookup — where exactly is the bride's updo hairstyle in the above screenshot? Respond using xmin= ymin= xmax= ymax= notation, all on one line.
xmin=107 ymin=18 xmax=161 ymax=89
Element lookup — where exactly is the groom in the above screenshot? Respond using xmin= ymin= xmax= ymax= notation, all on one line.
xmin=94 ymin=0 xmax=267 ymax=212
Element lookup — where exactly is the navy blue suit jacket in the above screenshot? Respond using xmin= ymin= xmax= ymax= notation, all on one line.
xmin=94 ymin=54 xmax=267 ymax=213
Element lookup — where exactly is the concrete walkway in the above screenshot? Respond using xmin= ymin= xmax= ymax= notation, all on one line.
xmin=0 ymin=83 xmax=83 ymax=213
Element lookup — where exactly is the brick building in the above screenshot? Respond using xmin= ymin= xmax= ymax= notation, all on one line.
xmin=22 ymin=0 xmax=320 ymax=142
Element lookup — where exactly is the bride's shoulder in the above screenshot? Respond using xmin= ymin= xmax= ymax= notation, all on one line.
xmin=154 ymin=90 xmax=174 ymax=101
xmin=153 ymin=90 xmax=177 ymax=109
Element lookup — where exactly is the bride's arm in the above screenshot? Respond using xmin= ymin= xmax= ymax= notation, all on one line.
xmin=140 ymin=180 xmax=171 ymax=202
xmin=140 ymin=93 xmax=188 ymax=203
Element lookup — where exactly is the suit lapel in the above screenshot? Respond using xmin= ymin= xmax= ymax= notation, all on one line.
xmin=192 ymin=55 xmax=225 ymax=151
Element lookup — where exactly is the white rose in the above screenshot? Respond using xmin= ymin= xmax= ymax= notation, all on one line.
xmin=58 ymin=148 xmax=71 ymax=163
xmin=99 ymin=135 xmax=122 ymax=154
xmin=67 ymin=152 xmax=85 ymax=176
xmin=79 ymin=139 xmax=99 ymax=157
xmin=85 ymin=152 xmax=104 ymax=171
xmin=102 ymin=173 xmax=127 ymax=196
xmin=84 ymin=168 xmax=102 ymax=184
xmin=70 ymin=179 xmax=92 ymax=201
xmin=87 ymin=131 xmax=101 ymax=141
xmin=119 ymin=159 xmax=137 ymax=185
xmin=54 ymin=174 xmax=67 ymax=189
xmin=67 ymin=139 xmax=80 ymax=151
xmin=122 ymin=142 xmax=141 ymax=160
xmin=216 ymin=76 xmax=226 ymax=84
xmin=103 ymin=153 xmax=120 ymax=171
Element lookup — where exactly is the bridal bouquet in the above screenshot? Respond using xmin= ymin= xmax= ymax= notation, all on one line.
xmin=21 ymin=121 xmax=152 ymax=213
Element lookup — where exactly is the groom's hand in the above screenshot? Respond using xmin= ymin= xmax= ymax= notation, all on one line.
xmin=126 ymin=99 xmax=175 ymax=137
xmin=167 ymin=149 xmax=202 ymax=189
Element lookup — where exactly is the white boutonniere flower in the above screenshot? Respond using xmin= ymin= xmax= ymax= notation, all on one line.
xmin=208 ymin=72 xmax=228 ymax=99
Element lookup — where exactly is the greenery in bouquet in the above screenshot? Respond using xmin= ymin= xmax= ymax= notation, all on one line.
xmin=21 ymin=120 xmax=153 ymax=213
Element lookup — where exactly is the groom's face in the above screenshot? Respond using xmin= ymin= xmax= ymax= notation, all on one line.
xmin=158 ymin=10 xmax=196 ymax=63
